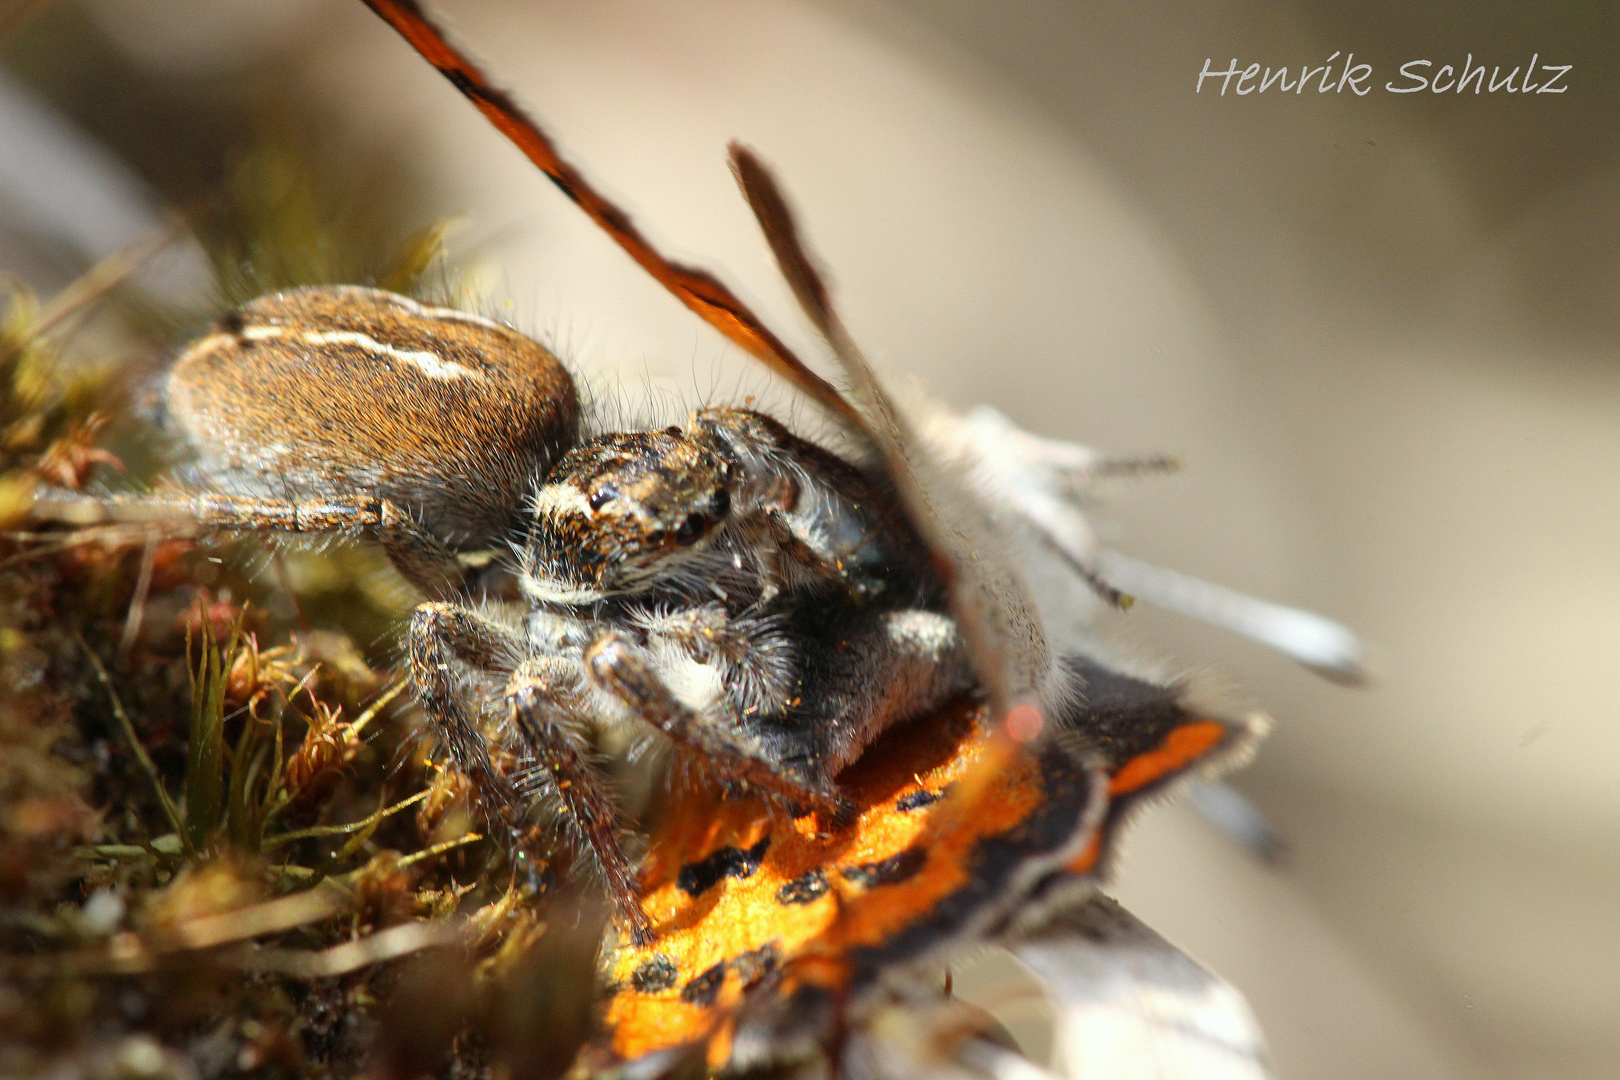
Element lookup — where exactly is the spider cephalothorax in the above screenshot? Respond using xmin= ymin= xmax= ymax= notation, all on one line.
xmin=524 ymin=429 xmax=737 ymax=604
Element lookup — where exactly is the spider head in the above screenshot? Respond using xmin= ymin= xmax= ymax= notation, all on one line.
xmin=521 ymin=428 xmax=735 ymax=604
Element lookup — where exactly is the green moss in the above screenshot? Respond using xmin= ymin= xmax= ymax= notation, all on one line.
xmin=0 ymin=120 xmax=578 ymax=1078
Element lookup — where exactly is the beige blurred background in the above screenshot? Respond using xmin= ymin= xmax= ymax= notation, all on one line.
xmin=5 ymin=2 xmax=1617 ymax=1078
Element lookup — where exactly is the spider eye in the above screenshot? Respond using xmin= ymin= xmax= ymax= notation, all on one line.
xmin=709 ymin=487 xmax=731 ymax=520
xmin=588 ymin=487 xmax=617 ymax=512
xmin=675 ymin=512 xmax=706 ymax=544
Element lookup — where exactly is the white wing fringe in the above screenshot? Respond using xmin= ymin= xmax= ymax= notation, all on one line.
xmin=1009 ymin=897 xmax=1270 ymax=1080
xmin=846 ymin=897 xmax=1269 ymax=1080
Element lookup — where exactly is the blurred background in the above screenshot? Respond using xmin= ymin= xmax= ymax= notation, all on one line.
xmin=3 ymin=2 xmax=1616 ymax=1078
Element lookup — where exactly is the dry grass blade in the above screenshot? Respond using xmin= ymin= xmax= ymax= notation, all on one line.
xmin=13 ymin=886 xmax=350 ymax=978
xmin=0 ymin=525 xmax=168 ymax=568
xmin=359 ymin=0 xmax=859 ymax=427
xmin=116 ymin=538 xmax=158 ymax=659
xmin=237 ymin=918 xmax=466 ymax=978
xmin=77 ymin=631 xmax=191 ymax=852
xmin=392 ymin=831 xmax=482 ymax=870
xmin=159 ymin=886 xmax=347 ymax=951
xmin=349 ymin=676 xmax=409 ymax=737
xmin=13 ymin=215 xmax=187 ymax=351
xmin=262 ymin=788 xmax=430 ymax=850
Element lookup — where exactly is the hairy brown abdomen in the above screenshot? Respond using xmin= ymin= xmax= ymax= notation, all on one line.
xmin=165 ymin=285 xmax=578 ymax=549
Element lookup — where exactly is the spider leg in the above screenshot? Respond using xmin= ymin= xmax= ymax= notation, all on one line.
xmin=583 ymin=631 xmax=847 ymax=820
xmin=503 ymin=660 xmax=651 ymax=942
xmin=408 ymin=601 xmax=548 ymax=879
xmin=32 ymin=489 xmax=466 ymax=597
xmin=793 ymin=607 xmax=977 ymax=775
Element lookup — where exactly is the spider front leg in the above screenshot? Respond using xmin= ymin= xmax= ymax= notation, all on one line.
xmin=32 ymin=489 xmax=467 ymax=598
xmin=759 ymin=508 xmax=848 ymax=586
xmin=502 ymin=659 xmax=651 ymax=941
xmin=583 ymin=632 xmax=848 ymax=820
xmin=408 ymin=602 xmax=549 ymax=878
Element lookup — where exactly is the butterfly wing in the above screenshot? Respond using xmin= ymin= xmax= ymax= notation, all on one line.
xmin=728 ymin=144 xmax=1066 ymax=723
xmin=359 ymin=0 xmax=859 ymax=429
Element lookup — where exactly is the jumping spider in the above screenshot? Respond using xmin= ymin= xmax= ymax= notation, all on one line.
xmin=416 ymin=389 xmax=981 ymax=937
xmin=36 ymin=282 xmax=980 ymax=935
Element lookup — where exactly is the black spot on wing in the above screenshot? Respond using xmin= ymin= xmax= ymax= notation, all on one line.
xmin=630 ymin=954 xmax=678 ymax=993
xmin=677 ymin=836 xmax=772 ymax=897
xmin=732 ymin=943 xmax=780 ymax=987
xmin=775 ymin=869 xmax=829 ymax=906
xmin=845 ymin=743 xmax=1100 ymax=988
xmin=840 ymin=846 xmax=927 ymax=889
xmin=680 ymin=962 xmax=726 ymax=1007
xmin=896 ymin=787 xmax=946 ymax=812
